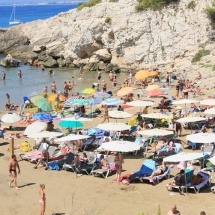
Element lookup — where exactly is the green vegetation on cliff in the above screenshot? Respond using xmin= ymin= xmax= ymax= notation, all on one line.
xmin=192 ymin=49 xmax=210 ymax=63
xmin=205 ymin=1 xmax=215 ymax=27
xmin=135 ymin=0 xmax=179 ymax=11
xmin=78 ymin=0 xmax=102 ymax=10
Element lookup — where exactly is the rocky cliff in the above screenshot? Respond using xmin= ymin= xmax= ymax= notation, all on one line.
xmin=0 ymin=0 xmax=215 ymax=73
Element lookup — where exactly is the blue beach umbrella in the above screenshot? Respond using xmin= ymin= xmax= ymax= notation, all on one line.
xmin=89 ymin=98 xmax=101 ymax=105
xmin=102 ymin=98 xmax=122 ymax=106
xmin=59 ymin=120 xmax=83 ymax=129
xmin=71 ymin=99 xmax=90 ymax=106
xmin=32 ymin=113 xmax=53 ymax=121
xmin=94 ymin=92 xmax=111 ymax=99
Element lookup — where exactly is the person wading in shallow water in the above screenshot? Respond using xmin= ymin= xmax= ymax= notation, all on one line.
xmin=8 ymin=155 xmax=20 ymax=190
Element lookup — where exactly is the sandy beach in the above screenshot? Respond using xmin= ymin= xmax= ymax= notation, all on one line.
xmin=0 ymin=76 xmax=215 ymax=215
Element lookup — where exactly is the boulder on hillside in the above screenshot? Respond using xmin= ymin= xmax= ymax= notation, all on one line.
xmin=42 ymin=57 xmax=58 ymax=68
xmin=93 ymin=49 xmax=111 ymax=61
xmin=33 ymin=45 xmax=46 ymax=53
xmin=0 ymin=54 xmax=21 ymax=67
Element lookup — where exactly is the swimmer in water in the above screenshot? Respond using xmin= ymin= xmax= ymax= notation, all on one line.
xmin=18 ymin=70 xmax=23 ymax=78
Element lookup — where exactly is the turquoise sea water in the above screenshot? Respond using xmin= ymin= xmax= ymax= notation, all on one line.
xmin=0 ymin=4 xmax=77 ymax=28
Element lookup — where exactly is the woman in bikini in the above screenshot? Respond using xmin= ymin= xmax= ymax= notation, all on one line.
xmin=101 ymin=105 xmax=109 ymax=123
xmin=149 ymin=161 xmax=166 ymax=178
xmin=114 ymin=152 xmax=124 ymax=184
xmin=100 ymin=155 xmax=108 ymax=170
xmin=39 ymin=184 xmax=46 ymax=215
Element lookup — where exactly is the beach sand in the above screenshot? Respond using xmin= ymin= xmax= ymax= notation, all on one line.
xmin=0 ymin=78 xmax=215 ymax=215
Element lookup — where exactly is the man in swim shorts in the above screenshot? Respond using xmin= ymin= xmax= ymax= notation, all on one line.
xmin=8 ymin=155 xmax=20 ymax=189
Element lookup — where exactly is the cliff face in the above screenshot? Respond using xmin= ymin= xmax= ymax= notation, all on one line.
xmin=0 ymin=0 xmax=214 ymax=71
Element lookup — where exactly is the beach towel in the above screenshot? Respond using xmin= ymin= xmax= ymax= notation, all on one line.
xmin=48 ymin=162 xmax=60 ymax=171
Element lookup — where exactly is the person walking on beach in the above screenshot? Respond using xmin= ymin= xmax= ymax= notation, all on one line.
xmin=101 ymin=105 xmax=109 ymax=123
xmin=114 ymin=152 xmax=124 ymax=184
xmin=8 ymin=155 xmax=20 ymax=190
xmin=167 ymin=204 xmax=180 ymax=215
xmin=2 ymin=71 xmax=6 ymax=80
xmin=39 ymin=184 xmax=46 ymax=215
xmin=18 ymin=70 xmax=23 ymax=78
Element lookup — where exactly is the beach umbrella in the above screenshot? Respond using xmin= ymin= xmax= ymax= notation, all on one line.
xmin=89 ymin=98 xmax=101 ymax=105
xmin=62 ymin=116 xmax=91 ymax=122
xmin=146 ymin=89 xmax=164 ymax=97
xmin=31 ymin=95 xmax=46 ymax=104
xmin=200 ymin=99 xmax=215 ymax=106
xmin=54 ymin=134 xmax=90 ymax=143
xmin=63 ymin=96 xmax=78 ymax=107
xmin=94 ymin=92 xmax=111 ymax=99
xmin=80 ymin=88 xmax=95 ymax=94
xmin=145 ymin=85 xmax=160 ymax=91
xmin=209 ymin=156 xmax=215 ymax=165
xmin=142 ymin=113 xmax=172 ymax=119
xmin=186 ymin=132 xmax=215 ymax=144
xmin=172 ymin=99 xmax=198 ymax=105
xmin=135 ymin=70 xmax=158 ymax=80
xmin=1 ymin=113 xmax=21 ymax=124
xmin=138 ymin=129 xmax=174 ymax=136
xmin=59 ymin=120 xmax=83 ymax=129
xmin=98 ymin=141 xmax=140 ymax=152
xmin=71 ymin=99 xmax=90 ymax=106
xmin=108 ymin=111 xmax=132 ymax=122
xmin=102 ymin=98 xmax=122 ymax=106
xmin=32 ymin=113 xmax=53 ymax=121
xmin=28 ymin=131 xmax=64 ymax=139
xmin=127 ymin=100 xmax=154 ymax=112
xmin=97 ymin=123 xmax=131 ymax=131
xmin=163 ymin=152 xmax=203 ymax=163
xmin=48 ymin=93 xmax=66 ymax=102
xmin=176 ymin=117 xmax=206 ymax=123
xmin=204 ymin=108 xmax=215 ymax=115
xmin=24 ymin=121 xmax=47 ymax=136
xmin=36 ymin=100 xmax=52 ymax=112
xmin=117 ymin=87 xmax=133 ymax=97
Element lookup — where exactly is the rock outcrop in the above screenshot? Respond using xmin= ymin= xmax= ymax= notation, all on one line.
xmin=0 ymin=54 xmax=21 ymax=67
xmin=0 ymin=0 xmax=215 ymax=72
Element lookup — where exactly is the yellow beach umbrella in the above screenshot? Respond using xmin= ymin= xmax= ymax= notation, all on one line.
xmin=128 ymin=118 xmax=136 ymax=126
xmin=117 ymin=87 xmax=133 ymax=97
xmin=146 ymin=85 xmax=160 ymax=91
xmin=48 ymin=94 xmax=66 ymax=102
xmin=80 ymin=88 xmax=95 ymax=94
xmin=135 ymin=70 xmax=158 ymax=80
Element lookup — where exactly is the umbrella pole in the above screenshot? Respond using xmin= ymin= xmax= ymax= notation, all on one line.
xmin=10 ymin=137 xmax=14 ymax=156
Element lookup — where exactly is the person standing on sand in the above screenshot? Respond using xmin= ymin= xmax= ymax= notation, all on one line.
xmin=114 ymin=152 xmax=124 ymax=184
xmin=39 ymin=184 xmax=46 ymax=215
xmin=101 ymin=105 xmax=109 ymax=123
xmin=8 ymin=155 xmax=20 ymax=190
xmin=167 ymin=205 xmax=180 ymax=215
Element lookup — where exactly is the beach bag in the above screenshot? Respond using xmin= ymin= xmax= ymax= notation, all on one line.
xmin=48 ymin=162 xmax=60 ymax=171
xmin=20 ymin=141 xmax=32 ymax=152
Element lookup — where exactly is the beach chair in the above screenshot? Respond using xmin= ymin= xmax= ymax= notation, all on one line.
xmin=181 ymin=171 xmax=212 ymax=193
xmin=142 ymin=166 xmax=172 ymax=185
xmin=19 ymin=142 xmax=48 ymax=161
xmin=91 ymin=155 xmax=115 ymax=178
xmin=82 ymin=135 xmax=97 ymax=151
xmin=129 ymin=159 xmax=156 ymax=183
xmin=133 ymin=136 xmax=147 ymax=155
xmin=166 ymin=168 xmax=194 ymax=193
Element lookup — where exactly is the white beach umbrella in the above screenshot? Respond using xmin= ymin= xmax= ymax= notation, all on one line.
xmin=54 ymin=134 xmax=90 ymax=143
xmin=209 ymin=156 xmax=215 ymax=165
xmin=97 ymin=123 xmax=131 ymax=131
xmin=200 ymin=99 xmax=215 ymax=106
xmin=127 ymin=100 xmax=154 ymax=107
xmin=204 ymin=108 xmax=215 ymax=115
xmin=176 ymin=117 xmax=206 ymax=123
xmin=24 ymin=121 xmax=47 ymax=136
xmin=138 ymin=129 xmax=174 ymax=136
xmin=172 ymin=99 xmax=198 ymax=105
xmin=108 ymin=111 xmax=132 ymax=119
xmin=28 ymin=131 xmax=64 ymax=139
xmin=1 ymin=113 xmax=21 ymax=124
xmin=98 ymin=141 xmax=140 ymax=152
xmin=163 ymin=152 xmax=203 ymax=163
xmin=142 ymin=113 xmax=172 ymax=119
xmin=186 ymin=132 xmax=215 ymax=144
xmin=102 ymin=98 xmax=122 ymax=106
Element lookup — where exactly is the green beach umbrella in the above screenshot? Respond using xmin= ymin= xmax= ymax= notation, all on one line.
xmin=59 ymin=120 xmax=83 ymax=129
xmin=71 ymin=99 xmax=90 ymax=106
xmin=35 ymin=100 xmax=52 ymax=112
xmin=31 ymin=95 xmax=45 ymax=104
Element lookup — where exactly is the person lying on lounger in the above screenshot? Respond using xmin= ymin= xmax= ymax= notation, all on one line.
xmin=191 ymin=174 xmax=205 ymax=185
xmin=147 ymin=138 xmax=166 ymax=153
xmin=149 ymin=161 xmax=167 ymax=178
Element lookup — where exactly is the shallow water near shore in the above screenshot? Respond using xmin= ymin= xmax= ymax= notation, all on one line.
xmin=0 ymin=60 xmax=127 ymax=109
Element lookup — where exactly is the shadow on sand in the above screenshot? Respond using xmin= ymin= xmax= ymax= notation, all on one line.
xmin=19 ymin=183 xmax=36 ymax=188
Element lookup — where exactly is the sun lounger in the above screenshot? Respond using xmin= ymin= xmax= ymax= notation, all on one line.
xmin=181 ymin=171 xmax=212 ymax=193
xmin=20 ymin=142 xmax=48 ymax=161
xmin=91 ymin=155 xmax=115 ymax=178
xmin=82 ymin=135 xmax=97 ymax=150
